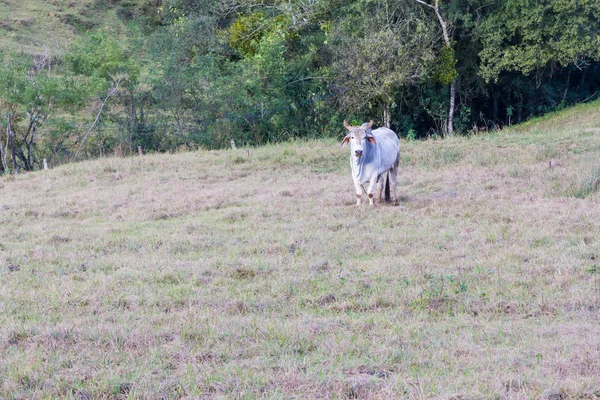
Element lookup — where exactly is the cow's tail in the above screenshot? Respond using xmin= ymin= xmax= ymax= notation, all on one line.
xmin=384 ymin=171 xmax=391 ymax=203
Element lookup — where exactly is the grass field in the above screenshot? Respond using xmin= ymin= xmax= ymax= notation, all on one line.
xmin=2 ymin=102 xmax=600 ymax=399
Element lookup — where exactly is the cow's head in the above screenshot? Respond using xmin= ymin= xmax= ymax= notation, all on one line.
xmin=341 ymin=120 xmax=376 ymax=160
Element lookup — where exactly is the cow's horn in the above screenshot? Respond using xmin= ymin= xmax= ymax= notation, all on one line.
xmin=343 ymin=120 xmax=352 ymax=130
xmin=365 ymin=120 xmax=374 ymax=130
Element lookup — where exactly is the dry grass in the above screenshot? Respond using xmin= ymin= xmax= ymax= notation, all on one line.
xmin=2 ymin=103 xmax=600 ymax=398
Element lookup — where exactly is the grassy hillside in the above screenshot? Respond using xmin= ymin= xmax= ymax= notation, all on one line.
xmin=0 ymin=0 xmax=152 ymax=55
xmin=1 ymin=102 xmax=600 ymax=398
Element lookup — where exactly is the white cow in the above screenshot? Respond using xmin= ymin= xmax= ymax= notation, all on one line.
xmin=341 ymin=120 xmax=400 ymax=206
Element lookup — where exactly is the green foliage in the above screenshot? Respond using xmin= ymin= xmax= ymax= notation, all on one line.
xmin=332 ymin=0 xmax=437 ymax=121
xmin=0 ymin=53 xmax=92 ymax=171
xmin=425 ymin=46 xmax=458 ymax=85
xmin=477 ymin=0 xmax=600 ymax=81
xmin=455 ymin=105 xmax=472 ymax=132
xmin=222 ymin=31 xmax=298 ymax=145
xmin=228 ymin=12 xmax=268 ymax=57
xmin=228 ymin=11 xmax=294 ymax=58
xmin=66 ymin=30 xmax=138 ymax=86
xmin=3 ymin=0 xmax=600 ymax=164
xmin=0 ymin=55 xmax=86 ymax=111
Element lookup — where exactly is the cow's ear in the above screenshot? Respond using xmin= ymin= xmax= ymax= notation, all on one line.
xmin=343 ymin=120 xmax=352 ymax=130
xmin=341 ymin=135 xmax=350 ymax=147
xmin=366 ymin=136 xmax=376 ymax=145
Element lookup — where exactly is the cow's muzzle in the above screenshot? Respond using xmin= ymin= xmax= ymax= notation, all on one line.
xmin=355 ymin=150 xmax=363 ymax=158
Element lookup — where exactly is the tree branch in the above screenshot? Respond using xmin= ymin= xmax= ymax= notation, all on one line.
xmin=72 ymin=79 xmax=122 ymax=162
xmin=284 ymin=76 xmax=326 ymax=88
xmin=414 ymin=0 xmax=435 ymax=9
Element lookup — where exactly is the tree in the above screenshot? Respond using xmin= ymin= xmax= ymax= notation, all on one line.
xmin=145 ymin=0 xmax=338 ymax=147
xmin=477 ymin=0 xmax=600 ymax=83
xmin=65 ymin=29 xmax=140 ymax=158
xmin=332 ymin=0 xmax=437 ymax=128
xmin=0 ymin=53 xmax=89 ymax=172
xmin=415 ymin=0 xmax=457 ymax=135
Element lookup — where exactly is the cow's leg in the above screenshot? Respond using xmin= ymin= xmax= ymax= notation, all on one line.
xmin=376 ymin=175 xmax=384 ymax=203
xmin=390 ymin=166 xmax=398 ymax=204
xmin=390 ymin=150 xmax=400 ymax=204
xmin=353 ymin=178 xmax=363 ymax=206
xmin=366 ymin=177 xmax=378 ymax=207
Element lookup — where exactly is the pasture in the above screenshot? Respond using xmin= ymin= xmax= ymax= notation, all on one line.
xmin=1 ymin=103 xmax=600 ymax=399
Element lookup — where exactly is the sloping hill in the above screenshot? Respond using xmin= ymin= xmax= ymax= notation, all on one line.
xmin=1 ymin=102 xmax=600 ymax=397
xmin=0 ymin=0 xmax=154 ymax=55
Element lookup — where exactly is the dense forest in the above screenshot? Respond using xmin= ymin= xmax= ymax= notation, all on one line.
xmin=1 ymin=0 xmax=599 ymax=172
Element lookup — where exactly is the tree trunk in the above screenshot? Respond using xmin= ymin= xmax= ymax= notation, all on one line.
xmin=1 ymin=122 xmax=8 ymax=172
xmin=562 ymin=70 xmax=571 ymax=101
xmin=493 ymin=94 xmax=498 ymax=124
xmin=9 ymin=128 xmax=17 ymax=173
xmin=415 ymin=0 xmax=455 ymax=135
xmin=577 ymin=66 xmax=587 ymax=99
xmin=128 ymin=97 xmax=135 ymax=156
xmin=448 ymin=79 xmax=455 ymax=135
xmin=8 ymin=113 xmax=17 ymax=173
xmin=433 ymin=0 xmax=454 ymax=135
xmin=25 ymin=122 xmax=36 ymax=171
xmin=383 ymin=103 xmax=391 ymax=128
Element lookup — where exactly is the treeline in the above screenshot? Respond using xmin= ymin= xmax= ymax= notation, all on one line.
xmin=1 ymin=0 xmax=600 ymax=172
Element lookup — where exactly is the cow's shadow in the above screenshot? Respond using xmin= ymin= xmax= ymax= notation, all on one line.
xmin=343 ymin=189 xmax=459 ymax=207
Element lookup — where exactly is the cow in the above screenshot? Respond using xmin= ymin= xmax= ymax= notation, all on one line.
xmin=341 ymin=120 xmax=400 ymax=206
